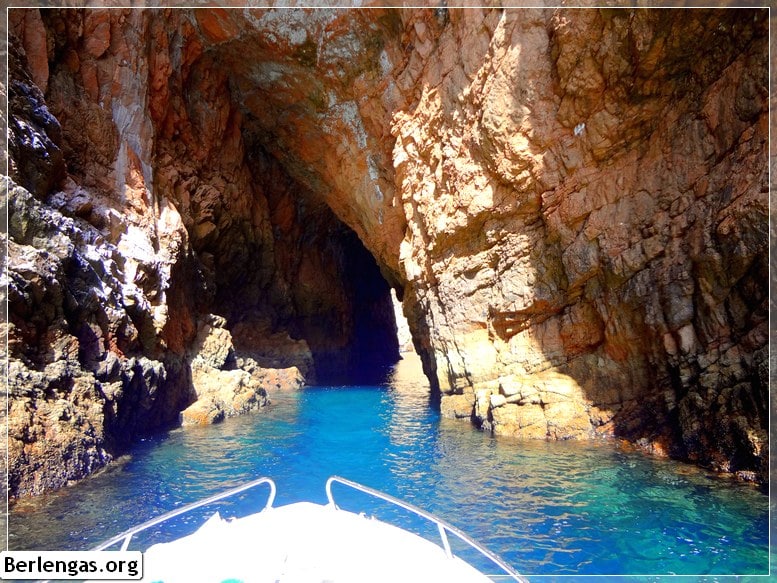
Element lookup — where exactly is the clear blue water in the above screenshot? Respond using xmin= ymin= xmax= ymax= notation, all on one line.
xmin=8 ymin=354 xmax=771 ymax=580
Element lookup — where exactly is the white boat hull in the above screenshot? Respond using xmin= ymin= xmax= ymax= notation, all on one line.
xmin=140 ymin=501 xmax=495 ymax=583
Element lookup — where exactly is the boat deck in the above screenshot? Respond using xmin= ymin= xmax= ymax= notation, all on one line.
xmin=141 ymin=501 xmax=497 ymax=583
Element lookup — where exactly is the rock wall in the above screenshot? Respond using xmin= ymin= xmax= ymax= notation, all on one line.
xmin=389 ymin=8 xmax=769 ymax=483
xmin=5 ymin=7 xmax=400 ymax=498
xmin=4 ymin=5 xmax=769 ymax=496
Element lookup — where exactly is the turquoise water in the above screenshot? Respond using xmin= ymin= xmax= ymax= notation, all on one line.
xmin=9 ymin=354 xmax=770 ymax=580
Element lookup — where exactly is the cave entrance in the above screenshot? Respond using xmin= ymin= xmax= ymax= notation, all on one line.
xmin=272 ymin=216 xmax=402 ymax=386
xmin=308 ymin=226 xmax=401 ymax=385
xmin=210 ymin=145 xmax=401 ymax=387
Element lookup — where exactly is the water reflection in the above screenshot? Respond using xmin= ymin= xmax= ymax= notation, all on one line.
xmin=386 ymin=351 xmax=436 ymax=450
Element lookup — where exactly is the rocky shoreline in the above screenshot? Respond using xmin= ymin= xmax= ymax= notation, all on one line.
xmin=5 ymin=181 xmax=311 ymax=496
xmin=4 ymin=6 xmax=769 ymax=498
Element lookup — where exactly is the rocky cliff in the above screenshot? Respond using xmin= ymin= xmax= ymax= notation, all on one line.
xmin=4 ymin=6 xmax=769 ymax=497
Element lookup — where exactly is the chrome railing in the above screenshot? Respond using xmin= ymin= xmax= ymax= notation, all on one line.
xmin=92 ymin=476 xmax=276 ymax=552
xmin=53 ymin=475 xmax=524 ymax=583
xmin=325 ymin=475 xmax=528 ymax=582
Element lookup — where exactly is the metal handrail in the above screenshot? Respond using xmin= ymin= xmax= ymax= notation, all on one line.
xmin=325 ymin=475 xmax=528 ymax=582
xmin=92 ymin=476 xmax=276 ymax=552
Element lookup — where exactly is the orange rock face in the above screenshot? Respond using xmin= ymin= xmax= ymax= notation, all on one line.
xmin=389 ymin=8 xmax=768 ymax=483
xmin=5 ymin=6 xmax=769 ymax=495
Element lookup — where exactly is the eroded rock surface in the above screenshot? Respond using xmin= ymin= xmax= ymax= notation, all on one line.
xmin=5 ymin=6 xmax=769 ymax=496
xmin=389 ymin=9 xmax=769 ymax=484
